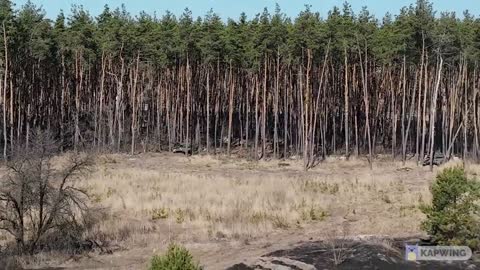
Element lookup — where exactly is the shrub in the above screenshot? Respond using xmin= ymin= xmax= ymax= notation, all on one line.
xmin=0 ymin=130 xmax=93 ymax=255
xmin=149 ymin=244 xmax=201 ymax=270
xmin=421 ymin=167 xmax=480 ymax=250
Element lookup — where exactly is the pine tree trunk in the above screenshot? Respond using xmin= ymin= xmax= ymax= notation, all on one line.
xmin=2 ymin=22 xmax=8 ymax=160
xmin=400 ymin=57 xmax=407 ymax=164
xmin=463 ymin=62 xmax=468 ymax=160
xmin=262 ymin=56 xmax=267 ymax=158
xmin=9 ymin=70 xmax=13 ymax=152
xmin=131 ymin=53 xmax=140 ymax=155
xmin=344 ymin=48 xmax=349 ymax=160
xmin=206 ymin=69 xmax=210 ymax=154
xmin=473 ymin=65 xmax=479 ymax=162
xmin=98 ymin=51 xmax=106 ymax=149
xmin=185 ymin=56 xmax=191 ymax=151
xmin=283 ymin=71 xmax=288 ymax=159
xmin=390 ymin=70 xmax=397 ymax=159
xmin=358 ymin=42 xmax=372 ymax=169
xmin=227 ymin=61 xmax=234 ymax=156
xmin=416 ymin=33 xmax=425 ymax=164
xmin=274 ymin=49 xmax=280 ymax=159
xmin=74 ymin=50 xmax=81 ymax=152
xmin=429 ymin=56 xmax=443 ymax=171
xmin=420 ymin=54 xmax=429 ymax=163
xmin=311 ymin=44 xmax=329 ymax=166
xmin=255 ymin=75 xmax=259 ymax=159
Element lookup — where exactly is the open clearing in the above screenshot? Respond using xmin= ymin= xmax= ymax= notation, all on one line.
xmin=8 ymin=153 xmax=473 ymax=269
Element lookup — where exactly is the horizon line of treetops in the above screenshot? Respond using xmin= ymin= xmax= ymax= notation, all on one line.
xmin=0 ymin=0 xmax=479 ymax=169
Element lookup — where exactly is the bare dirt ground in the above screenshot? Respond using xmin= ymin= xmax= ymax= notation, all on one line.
xmin=6 ymin=152 xmax=474 ymax=269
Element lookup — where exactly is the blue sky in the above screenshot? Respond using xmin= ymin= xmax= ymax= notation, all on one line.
xmin=11 ymin=0 xmax=480 ymax=20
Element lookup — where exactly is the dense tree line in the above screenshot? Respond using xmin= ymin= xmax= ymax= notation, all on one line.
xmin=0 ymin=0 xmax=479 ymax=169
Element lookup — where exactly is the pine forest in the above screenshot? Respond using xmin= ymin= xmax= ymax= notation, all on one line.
xmin=0 ymin=0 xmax=479 ymax=170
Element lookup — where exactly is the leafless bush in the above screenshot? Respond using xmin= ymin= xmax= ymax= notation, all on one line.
xmin=325 ymin=222 xmax=351 ymax=266
xmin=0 ymin=130 xmax=94 ymax=255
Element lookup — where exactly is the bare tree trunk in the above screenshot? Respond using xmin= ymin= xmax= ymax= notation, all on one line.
xmin=214 ymin=77 xmax=220 ymax=153
xmin=227 ymin=61 xmax=234 ymax=156
xmin=358 ymin=41 xmax=372 ymax=169
xmin=26 ymin=104 xmax=30 ymax=150
xmin=98 ymin=51 xmax=106 ymax=149
xmin=303 ymin=49 xmax=312 ymax=170
xmin=463 ymin=62 xmax=468 ymax=160
xmin=390 ymin=69 xmax=397 ymax=159
xmin=262 ymin=56 xmax=267 ymax=158
xmin=166 ymin=78 xmax=172 ymax=152
xmin=473 ymin=65 xmax=479 ymax=162
xmin=311 ymin=43 xmax=330 ymax=166
xmin=116 ymin=55 xmax=125 ymax=150
xmin=284 ymin=71 xmax=289 ymax=159
xmin=403 ymin=69 xmax=418 ymax=165
xmin=400 ymin=57 xmax=406 ymax=163
xmin=9 ymin=70 xmax=12 ymax=152
xmin=429 ymin=56 xmax=443 ymax=171
xmin=274 ymin=48 xmax=280 ymax=159
xmin=254 ymin=75 xmax=259 ymax=159
xmin=416 ymin=32 xmax=425 ymax=164
xmin=344 ymin=47 xmax=349 ymax=160
xmin=206 ymin=69 xmax=210 ymax=154
xmin=74 ymin=50 xmax=81 ymax=151
xmin=131 ymin=53 xmax=140 ymax=155
xmin=245 ymin=75 xmax=250 ymax=151
xmin=185 ymin=55 xmax=191 ymax=151
xmin=420 ymin=54 xmax=429 ymax=163
xmin=3 ymin=22 xmax=8 ymax=160
xmin=60 ymin=53 xmax=66 ymax=150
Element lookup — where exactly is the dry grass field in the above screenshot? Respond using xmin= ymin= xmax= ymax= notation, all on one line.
xmin=2 ymin=152 xmax=474 ymax=269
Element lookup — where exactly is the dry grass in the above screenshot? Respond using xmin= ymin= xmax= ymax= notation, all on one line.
xmin=80 ymin=153 xmax=450 ymax=246
xmin=2 ymin=152 xmax=474 ymax=269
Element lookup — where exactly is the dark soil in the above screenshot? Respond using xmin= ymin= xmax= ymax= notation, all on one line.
xmin=227 ymin=238 xmax=479 ymax=270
